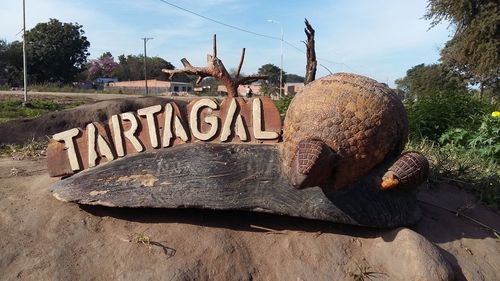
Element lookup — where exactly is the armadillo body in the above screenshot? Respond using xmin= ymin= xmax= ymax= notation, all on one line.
xmin=282 ymin=73 xmax=409 ymax=189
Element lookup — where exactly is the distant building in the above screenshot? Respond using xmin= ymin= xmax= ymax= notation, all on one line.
xmin=284 ymin=83 xmax=304 ymax=95
xmin=107 ymin=79 xmax=193 ymax=95
xmin=217 ymin=84 xmax=263 ymax=96
xmin=95 ymin=77 xmax=118 ymax=84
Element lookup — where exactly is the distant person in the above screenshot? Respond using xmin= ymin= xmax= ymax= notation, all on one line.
xmin=245 ymin=86 xmax=253 ymax=98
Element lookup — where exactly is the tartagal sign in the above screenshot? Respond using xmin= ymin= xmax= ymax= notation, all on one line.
xmin=47 ymin=97 xmax=281 ymax=177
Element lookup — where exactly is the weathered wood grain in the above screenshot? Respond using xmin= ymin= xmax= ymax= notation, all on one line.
xmin=50 ymin=143 xmax=421 ymax=228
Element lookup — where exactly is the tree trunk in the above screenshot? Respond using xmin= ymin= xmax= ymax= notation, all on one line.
xmin=50 ymin=143 xmax=421 ymax=228
xmin=304 ymin=19 xmax=317 ymax=85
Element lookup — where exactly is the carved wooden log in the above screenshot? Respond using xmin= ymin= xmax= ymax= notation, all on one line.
xmin=51 ymin=143 xmax=421 ymax=228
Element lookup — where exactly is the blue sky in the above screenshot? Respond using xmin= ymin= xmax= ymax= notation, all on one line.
xmin=1 ymin=0 xmax=451 ymax=86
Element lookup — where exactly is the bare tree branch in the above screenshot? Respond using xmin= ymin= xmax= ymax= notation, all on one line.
xmin=236 ymin=48 xmax=246 ymax=79
xmin=161 ymin=34 xmax=268 ymax=97
xmin=237 ymin=74 xmax=268 ymax=85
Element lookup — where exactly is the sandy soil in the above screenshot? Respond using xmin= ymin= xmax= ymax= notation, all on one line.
xmin=0 ymin=156 xmax=499 ymax=281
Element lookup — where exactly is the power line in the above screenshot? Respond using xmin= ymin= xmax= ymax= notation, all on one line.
xmin=156 ymin=0 xmax=355 ymax=72
xmin=158 ymin=0 xmax=279 ymax=40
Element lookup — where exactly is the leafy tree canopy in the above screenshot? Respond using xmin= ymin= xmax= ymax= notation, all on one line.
xmin=87 ymin=52 xmax=118 ymax=80
xmin=395 ymin=63 xmax=467 ymax=100
xmin=25 ymin=18 xmax=90 ymax=83
xmin=0 ymin=40 xmax=23 ymax=86
xmin=257 ymin=64 xmax=285 ymax=87
xmin=113 ymin=55 xmax=175 ymax=82
xmin=285 ymin=74 xmax=305 ymax=83
xmin=425 ymin=0 xmax=499 ymax=95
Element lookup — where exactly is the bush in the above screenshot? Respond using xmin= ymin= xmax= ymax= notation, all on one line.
xmin=274 ymin=95 xmax=293 ymax=116
xmin=439 ymin=115 xmax=500 ymax=162
xmin=405 ymin=91 xmax=494 ymax=141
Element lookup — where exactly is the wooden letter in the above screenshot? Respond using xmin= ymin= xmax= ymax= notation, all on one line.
xmin=190 ymin=99 xmax=219 ymax=141
xmin=137 ymin=105 xmax=162 ymax=148
xmin=163 ymin=103 xmax=189 ymax=147
xmin=52 ymin=128 xmax=81 ymax=171
xmin=86 ymin=123 xmax=116 ymax=168
xmin=221 ymin=98 xmax=247 ymax=142
xmin=110 ymin=115 xmax=124 ymax=157
xmin=252 ymin=98 xmax=279 ymax=140
xmin=120 ymin=112 xmax=144 ymax=152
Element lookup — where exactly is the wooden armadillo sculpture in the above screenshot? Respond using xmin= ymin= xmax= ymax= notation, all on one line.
xmin=48 ymin=72 xmax=429 ymax=227
xmin=282 ymin=73 xmax=429 ymax=191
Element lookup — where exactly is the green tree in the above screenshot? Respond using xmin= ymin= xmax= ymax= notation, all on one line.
xmin=25 ymin=19 xmax=90 ymax=83
xmin=285 ymin=73 xmax=305 ymax=83
xmin=258 ymin=64 xmax=285 ymax=87
xmin=425 ymin=0 xmax=499 ymax=97
xmin=258 ymin=63 xmax=285 ymax=96
xmin=395 ymin=63 xmax=467 ymax=100
xmin=0 ymin=40 xmax=23 ymax=86
xmin=113 ymin=55 xmax=175 ymax=81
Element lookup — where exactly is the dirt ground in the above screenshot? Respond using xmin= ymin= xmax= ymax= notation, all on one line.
xmin=0 ymin=93 xmax=499 ymax=280
xmin=0 ymin=157 xmax=499 ymax=280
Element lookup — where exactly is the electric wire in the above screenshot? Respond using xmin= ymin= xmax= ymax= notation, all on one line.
xmin=157 ymin=0 xmax=352 ymax=70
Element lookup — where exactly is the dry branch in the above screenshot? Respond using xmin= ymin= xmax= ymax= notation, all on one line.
xmin=304 ymin=18 xmax=317 ymax=85
xmin=162 ymin=34 xmax=268 ymax=97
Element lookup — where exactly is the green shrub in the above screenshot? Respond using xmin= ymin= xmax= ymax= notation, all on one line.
xmin=405 ymin=91 xmax=494 ymax=141
xmin=274 ymin=95 xmax=293 ymax=116
xmin=439 ymin=115 xmax=500 ymax=162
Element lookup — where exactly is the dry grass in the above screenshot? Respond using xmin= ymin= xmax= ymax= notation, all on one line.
xmin=407 ymin=139 xmax=499 ymax=209
xmin=129 ymin=233 xmax=176 ymax=258
xmin=0 ymin=138 xmax=48 ymax=160
xmin=349 ymin=259 xmax=385 ymax=281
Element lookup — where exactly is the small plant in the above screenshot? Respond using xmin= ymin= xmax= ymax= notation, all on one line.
xmin=131 ymin=233 xmax=151 ymax=246
xmin=128 ymin=233 xmax=176 ymax=258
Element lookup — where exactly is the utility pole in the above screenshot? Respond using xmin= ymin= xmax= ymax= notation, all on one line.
xmin=22 ymin=0 xmax=28 ymax=106
xmin=141 ymin=37 xmax=153 ymax=95
xmin=266 ymin=20 xmax=284 ymax=99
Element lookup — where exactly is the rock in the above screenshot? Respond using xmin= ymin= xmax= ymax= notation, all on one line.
xmin=364 ymin=228 xmax=454 ymax=281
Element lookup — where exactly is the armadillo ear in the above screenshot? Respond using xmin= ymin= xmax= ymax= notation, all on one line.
xmin=290 ymin=139 xmax=337 ymax=189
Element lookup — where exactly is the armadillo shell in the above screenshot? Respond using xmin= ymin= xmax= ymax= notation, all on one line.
xmin=388 ymin=152 xmax=429 ymax=187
